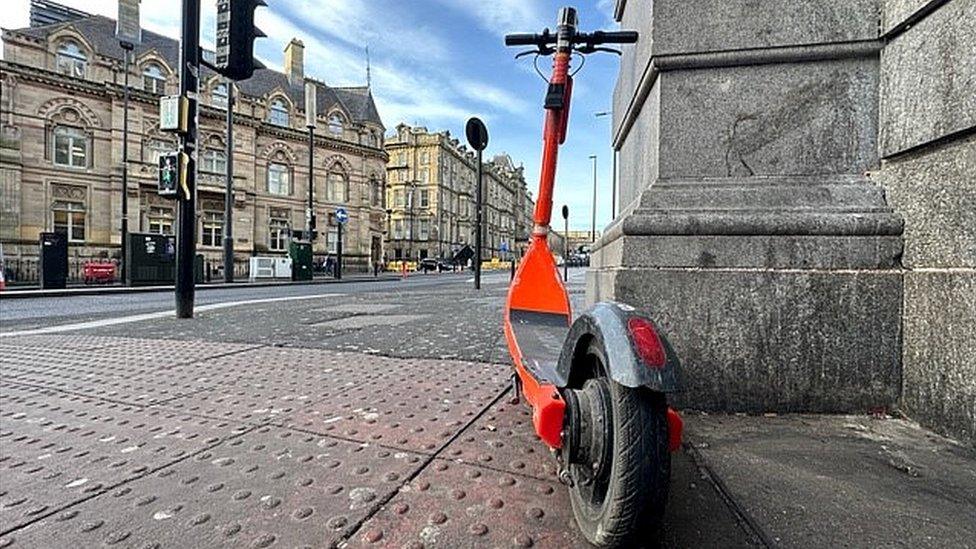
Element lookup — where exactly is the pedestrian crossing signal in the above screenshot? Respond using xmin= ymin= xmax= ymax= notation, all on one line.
xmin=158 ymin=152 xmax=189 ymax=199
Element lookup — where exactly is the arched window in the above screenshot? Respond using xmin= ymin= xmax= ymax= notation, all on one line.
xmin=328 ymin=113 xmax=343 ymax=135
xmin=53 ymin=126 xmax=89 ymax=168
xmin=56 ymin=40 xmax=87 ymax=77
xmin=327 ymin=170 xmax=347 ymax=202
xmin=268 ymin=98 xmax=289 ymax=126
xmin=370 ymin=176 xmax=382 ymax=207
xmin=267 ymin=162 xmax=290 ymax=195
xmin=143 ymin=63 xmax=166 ymax=94
xmin=212 ymin=83 xmax=228 ymax=108
xmin=202 ymin=149 xmax=227 ymax=174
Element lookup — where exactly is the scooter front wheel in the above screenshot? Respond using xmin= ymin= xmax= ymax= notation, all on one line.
xmin=564 ymin=341 xmax=670 ymax=547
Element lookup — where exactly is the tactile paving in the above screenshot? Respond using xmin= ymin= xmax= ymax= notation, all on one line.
xmin=0 ymin=382 xmax=246 ymax=531
xmin=440 ymin=398 xmax=559 ymax=480
xmin=284 ymin=358 xmax=509 ymax=452
xmin=347 ymin=459 xmax=587 ymax=548
xmin=0 ymin=426 xmax=425 ymax=548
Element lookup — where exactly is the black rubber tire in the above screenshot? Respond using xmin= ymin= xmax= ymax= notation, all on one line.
xmin=569 ymin=340 xmax=671 ymax=548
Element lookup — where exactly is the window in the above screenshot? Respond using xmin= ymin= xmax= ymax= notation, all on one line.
xmin=201 ymin=212 xmax=223 ymax=247
xmin=327 ymin=171 xmax=347 ymax=202
xmin=56 ymin=41 xmax=87 ymax=77
xmin=327 ymin=228 xmax=339 ymax=254
xmin=202 ymin=149 xmax=227 ymax=174
xmin=212 ymin=83 xmax=228 ymax=108
xmin=420 ymin=190 xmax=430 ymax=208
xmin=148 ymin=206 xmax=174 ymax=234
xmin=419 ymin=168 xmax=429 ymax=183
xmin=268 ymin=216 xmax=289 ymax=251
xmin=268 ymin=98 xmax=289 ymax=126
xmin=267 ymin=163 xmax=290 ymax=195
xmin=393 ymin=220 xmax=403 ymax=239
xmin=389 ymin=171 xmax=397 ymax=183
xmin=143 ymin=63 xmax=166 ymax=94
xmin=394 ymin=189 xmax=404 ymax=208
xmin=53 ymin=126 xmax=88 ymax=168
xmin=370 ymin=177 xmax=381 ymax=207
xmin=419 ymin=218 xmax=429 ymax=240
xmin=145 ymin=139 xmax=172 ymax=164
xmin=52 ymin=201 xmax=85 ymax=242
xmin=420 ymin=151 xmax=429 ymax=165
xmin=328 ymin=113 xmax=343 ymax=135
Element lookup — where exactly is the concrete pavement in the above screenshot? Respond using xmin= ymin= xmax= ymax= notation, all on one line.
xmin=1 ymin=269 xmax=972 ymax=547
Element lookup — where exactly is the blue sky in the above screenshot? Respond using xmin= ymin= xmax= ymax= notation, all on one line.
xmin=2 ymin=0 xmax=625 ymax=232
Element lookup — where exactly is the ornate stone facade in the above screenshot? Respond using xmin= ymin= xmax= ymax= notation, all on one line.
xmin=384 ymin=124 xmax=534 ymax=262
xmin=0 ymin=9 xmax=388 ymax=272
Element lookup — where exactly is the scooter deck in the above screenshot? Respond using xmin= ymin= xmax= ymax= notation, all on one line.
xmin=508 ymin=309 xmax=570 ymax=386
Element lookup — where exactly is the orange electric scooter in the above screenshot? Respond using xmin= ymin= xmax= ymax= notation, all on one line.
xmin=503 ymin=7 xmax=683 ymax=547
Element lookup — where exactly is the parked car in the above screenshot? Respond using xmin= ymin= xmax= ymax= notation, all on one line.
xmin=419 ymin=258 xmax=439 ymax=273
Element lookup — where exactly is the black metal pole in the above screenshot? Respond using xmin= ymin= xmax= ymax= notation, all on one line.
xmin=307 ymin=126 xmax=314 ymax=239
xmin=474 ymin=149 xmax=483 ymax=290
xmin=335 ymin=222 xmax=343 ymax=280
xmin=564 ymin=211 xmax=569 ymax=282
xmin=223 ymin=79 xmax=234 ymax=282
xmin=175 ymin=0 xmax=199 ymax=318
xmin=120 ymin=43 xmax=132 ymax=285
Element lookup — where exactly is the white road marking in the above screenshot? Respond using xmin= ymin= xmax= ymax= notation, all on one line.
xmin=0 ymin=293 xmax=343 ymax=337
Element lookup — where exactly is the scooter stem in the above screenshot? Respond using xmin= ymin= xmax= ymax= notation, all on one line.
xmin=533 ymin=52 xmax=573 ymax=236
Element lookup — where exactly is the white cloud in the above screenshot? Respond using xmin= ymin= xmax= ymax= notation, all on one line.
xmin=439 ymin=0 xmax=549 ymax=37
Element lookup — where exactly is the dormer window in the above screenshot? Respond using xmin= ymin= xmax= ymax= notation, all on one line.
xmin=212 ymin=83 xmax=228 ymax=108
xmin=143 ymin=63 xmax=166 ymax=94
xmin=56 ymin=41 xmax=87 ymax=77
xmin=328 ymin=113 xmax=343 ymax=135
xmin=268 ymin=98 xmax=289 ymax=126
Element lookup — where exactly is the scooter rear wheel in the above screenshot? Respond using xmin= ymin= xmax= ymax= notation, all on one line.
xmin=566 ymin=340 xmax=670 ymax=547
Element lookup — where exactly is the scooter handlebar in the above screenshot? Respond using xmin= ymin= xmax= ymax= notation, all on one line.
xmin=505 ymin=31 xmax=555 ymax=47
xmin=577 ymin=30 xmax=638 ymax=45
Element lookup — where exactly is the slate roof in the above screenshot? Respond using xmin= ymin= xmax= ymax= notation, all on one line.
xmin=10 ymin=14 xmax=383 ymax=127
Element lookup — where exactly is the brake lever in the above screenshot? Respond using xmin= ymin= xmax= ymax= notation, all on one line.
xmin=515 ymin=46 xmax=555 ymax=59
xmin=595 ymin=47 xmax=622 ymax=55
xmin=515 ymin=50 xmax=536 ymax=59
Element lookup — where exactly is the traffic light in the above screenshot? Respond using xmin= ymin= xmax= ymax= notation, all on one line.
xmin=215 ymin=0 xmax=267 ymax=81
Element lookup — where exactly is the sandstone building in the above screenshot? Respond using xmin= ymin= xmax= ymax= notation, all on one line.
xmin=383 ymin=124 xmax=534 ymax=262
xmin=0 ymin=4 xmax=388 ymax=276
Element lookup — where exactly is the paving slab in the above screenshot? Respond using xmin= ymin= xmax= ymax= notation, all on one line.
xmin=0 ymin=425 xmax=426 ymax=548
xmin=284 ymin=358 xmax=509 ymax=453
xmin=0 ymin=382 xmax=247 ymax=533
xmin=686 ymin=413 xmax=976 ymax=548
xmin=346 ymin=459 xmax=585 ymax=548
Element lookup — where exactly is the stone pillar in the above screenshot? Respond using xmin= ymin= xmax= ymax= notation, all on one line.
xmin=876 ymin=0 xmax=975 ymax=444
xmin=591 ymin=0 xmax=904 ymax=412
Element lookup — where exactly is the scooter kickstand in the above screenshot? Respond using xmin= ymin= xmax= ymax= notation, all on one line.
xmin=509 ymin=373 xmax=521 ymax=404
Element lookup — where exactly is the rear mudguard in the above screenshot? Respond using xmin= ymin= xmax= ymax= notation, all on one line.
xmin=556 ymin=302 xmax=681 ymax=392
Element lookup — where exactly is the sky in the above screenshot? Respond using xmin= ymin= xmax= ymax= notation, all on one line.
xmin=1 ymin=0 xmax=625 ymax=232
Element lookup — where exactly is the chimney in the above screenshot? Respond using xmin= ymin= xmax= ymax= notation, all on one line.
xmin=284 ymin=38 xmax=304 ymax=84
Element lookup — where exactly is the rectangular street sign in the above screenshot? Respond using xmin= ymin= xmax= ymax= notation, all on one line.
xmin=159 ymin=96 xmax=188 ymax=133
xmin=116 ymin=0 xmax=142 ymax=46
xmin=158 ymin=152 xmax=180 ymax=198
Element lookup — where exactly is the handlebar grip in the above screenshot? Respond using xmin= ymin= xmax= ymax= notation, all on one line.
xmin=587 ymin=30 xmax=639 ymax=44
xmin=505 ymin=33 xmax=541 ymax=46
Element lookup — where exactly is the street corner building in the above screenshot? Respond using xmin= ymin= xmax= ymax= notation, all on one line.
xmin=593 ymin=0 xmax=975 ymax=444
xmin=384 ymin=123 xmax=536 ymax=263
xmin=0 ymin=4 xmax=389 ymax=276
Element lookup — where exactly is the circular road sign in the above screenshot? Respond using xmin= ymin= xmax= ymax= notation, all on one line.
xmin=335 ymin=207 xmax=349 ymax=224
xmin=465 ymin=117 xmax=489 ymax=151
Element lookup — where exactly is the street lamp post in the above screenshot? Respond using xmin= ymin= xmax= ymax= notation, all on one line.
xmin=594 ymin=111 xmax=616 ymax=219
xmin=305 ymin=82 xmax=317 ymax=243
xmin=120 ymin=43 xmax=133 ymax=285
xmin=223 ymin=79 xmax=234 ymax=282
xmin=589 ymin=154 xmax=597 ymax=243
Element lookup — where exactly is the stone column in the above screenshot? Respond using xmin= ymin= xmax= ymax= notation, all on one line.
xmin=591 ymin=0 xmax=904 ymax=412
xmin=876 ymin=0 xmax=975 ymax=444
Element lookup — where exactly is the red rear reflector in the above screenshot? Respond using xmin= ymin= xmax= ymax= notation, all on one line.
xmin=627 ymin=317 xmax=666 ymax=369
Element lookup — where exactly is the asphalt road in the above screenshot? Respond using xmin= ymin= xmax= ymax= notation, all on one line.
xmin=0 ymin=270 xmax=527 ymax=332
